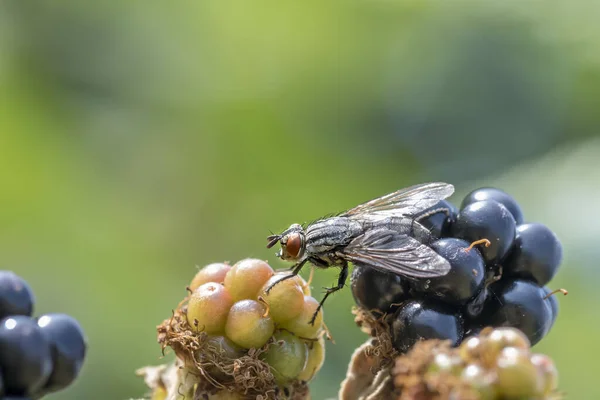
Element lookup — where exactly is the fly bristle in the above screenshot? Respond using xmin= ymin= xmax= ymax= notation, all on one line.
xmin=266 ymin=235 xmax=281 ymax=249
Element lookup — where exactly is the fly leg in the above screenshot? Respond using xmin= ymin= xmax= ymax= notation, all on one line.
xmin=265 ymin=258 xmax=308 ymax=294
xmin=309 ymin=262 xmax=348 ymax=325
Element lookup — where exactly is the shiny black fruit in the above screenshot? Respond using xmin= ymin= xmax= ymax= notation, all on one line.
xmin=391 ymin=299 xmax=464 ymax=353
xmin=475 ymin=279 xmax=553 ymax=345
xmin=0 ymin=271 xmax=35 ymax=319
xmin=504 ymin=223 xmax=562 ymax=286
xmin=461 ymin=187 xmax=524 ymax=224
xmin=463 ymin=286 xmax=489 ymax=320
xmin=0 ymin=316 xmax=52 ymax=395
xmin=451 ymin=200 xmax=516 ymax=264
xmin=413 ymin=238 xmax=485 ymax=306
xmin=350 ymin=264 xmax=409 ymax=315
xmin=37 ymin=313 xmax=87 ymax=392
xmin=417 ymin=200 xmax=458 ymax=239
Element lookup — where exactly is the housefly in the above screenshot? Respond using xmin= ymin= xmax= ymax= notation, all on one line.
xmin=266 ymin=182 xmax=455 ymax=324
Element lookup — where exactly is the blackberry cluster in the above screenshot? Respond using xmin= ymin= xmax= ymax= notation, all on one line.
xmin=392 ymin=327 xmax=559 ymax=399
xmin=351 ymin=187 xmax=564 ymax=352
xmin=0 ymin=271 xmax=87 ymax=400
xmin=155 ymin=259 xmax=326 ymax=399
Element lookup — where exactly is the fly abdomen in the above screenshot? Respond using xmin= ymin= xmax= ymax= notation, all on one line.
xmin=363 ymin=216 xmax=434 ymax=244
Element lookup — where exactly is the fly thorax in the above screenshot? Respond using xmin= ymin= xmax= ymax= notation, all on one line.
xmin=364 ymin=216 xmax=433 ymax=243
xmin=305 ymin=217 xmax=363 ymax=254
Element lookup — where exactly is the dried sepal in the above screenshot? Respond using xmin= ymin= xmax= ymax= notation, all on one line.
xmin=339 ymin=339 xmax=393 ymax=400
xmin=352 ymin=306 xmax=398 ymax=371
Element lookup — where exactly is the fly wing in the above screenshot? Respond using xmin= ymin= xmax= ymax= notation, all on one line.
xmin=339 ymin=229 xmax=451 ymax=278
xmin=341 ymin=182 xmax=454 ymax=219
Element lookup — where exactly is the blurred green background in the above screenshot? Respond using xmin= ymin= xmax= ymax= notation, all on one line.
xmin=1 ymin=1 xmax=600 ymax=399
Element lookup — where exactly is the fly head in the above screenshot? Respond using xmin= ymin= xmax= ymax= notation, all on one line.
xmin=266 ymin=223 xmax=306 ymax=261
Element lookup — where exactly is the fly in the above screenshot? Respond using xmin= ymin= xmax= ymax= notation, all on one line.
xmin=266 ymin=182 xmax=455 ymax=325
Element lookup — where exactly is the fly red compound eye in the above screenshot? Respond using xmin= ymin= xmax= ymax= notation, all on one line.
xmin=285 ymin=233 xmax=302 ymax=258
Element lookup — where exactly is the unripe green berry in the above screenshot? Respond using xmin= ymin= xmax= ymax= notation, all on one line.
xmin=459 ymin=336 xmax=483 ymax=363
xmin=486 ymin=327 xmax=530 ymax=355
xmin=461 ymin=364 xmax=497 ymax=400
xmin=190 ymin=263 xmax=231 ymax=291
xmin=260 ymin=330 xmax=308 ymax=385
xmin=297 ymin=336 xmax=325 ymax=382
xmin=427 ymin=353 xmax=463 ymax=375
xmin=259 ymin=274 xmax=304 ymax=323
xmin=224 ymin=259 xmax=274 ymax=302
xmin=225 ymin=300 xmax=274 ymax=349
xmin=187 ymin=283 xmax=233 ymax=334
xmin=280 ymin=296 xmax=323 ymax=338
xmin=205 ymin=335 xmax=244 ymax=360
xmin=295 ymin=274 xmax=311 ymax=296
xmin=530 ymin=353 xmax=558 ymax=395
xmin=495 ymin=347 xmax=543 ymax=398
xmin=485 ymin=328 xmax=530 ymax=368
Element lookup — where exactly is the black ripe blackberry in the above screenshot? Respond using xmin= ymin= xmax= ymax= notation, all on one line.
xmin=463 ymin=286 xmax=489 ymax=320
xmin=0 ymin=271 xmax=35 ymax=319
xmin=412 ymin=238 xmax=485 ymax=306
xmin=350 ymin=264 xmax=409 ymax=315
xmin=0 ymin=316 xmax=52 ymax=396
xmin=391 ymin=299 xmax=464 ymax=353
xmin=416 ymin=200 xmax=458 ymax=239
xmin=504 ymin=223 xmax=563 ymax=286
xmin=461 ymin=187 xmax=524 ymax=225
xmin=37 ymin=313 xmax=87 ymax=393
xmin=474 ymin=279 xmax=554 ymax=345
xmin=451 ymin=200 xmax=517 ymax=265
